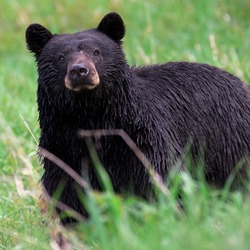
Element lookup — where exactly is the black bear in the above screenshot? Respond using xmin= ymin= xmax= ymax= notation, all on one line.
xmin=26 ymin=12 xmax=250 ymax=224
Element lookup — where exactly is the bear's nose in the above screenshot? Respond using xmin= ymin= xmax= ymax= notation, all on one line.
xmin=69 ymin=63 xmax=89 ymax=81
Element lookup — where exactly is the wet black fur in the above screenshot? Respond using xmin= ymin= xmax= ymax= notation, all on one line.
xmin=26 ymin=12 xmax=250 ymax=224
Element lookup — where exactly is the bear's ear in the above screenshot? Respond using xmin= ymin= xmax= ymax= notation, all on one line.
xmin=97 ymin=12 xmax=125 ymax=43
xmin=25 ymin=24 xmax=53 ymax=57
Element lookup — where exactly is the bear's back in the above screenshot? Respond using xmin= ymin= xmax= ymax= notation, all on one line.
xmin=133 ymin=62 xmax=250 ymax=186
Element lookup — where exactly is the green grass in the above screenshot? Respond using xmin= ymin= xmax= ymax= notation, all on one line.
xmin=1 ymin=0 xmax=250 ymax=249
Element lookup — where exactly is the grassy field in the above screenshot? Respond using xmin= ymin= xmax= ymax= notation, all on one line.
xmin=1 ymin=0 xmax=250 ymax=249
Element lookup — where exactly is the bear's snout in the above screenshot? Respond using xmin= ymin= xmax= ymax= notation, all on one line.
xmin=65 ymin=56 xmax=100 ymax=92
xmin=69 ymin=63 xmax=89 ymax=82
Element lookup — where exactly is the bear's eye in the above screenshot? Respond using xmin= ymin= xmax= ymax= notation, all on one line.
xmin=93 ymin=49 xmax=100 ymax=56
xmin=58 ymin=55 xmax=65 ymax=62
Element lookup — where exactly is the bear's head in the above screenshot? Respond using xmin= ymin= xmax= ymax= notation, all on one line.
xmin=26 ymin=12 xmax=126 ymax=93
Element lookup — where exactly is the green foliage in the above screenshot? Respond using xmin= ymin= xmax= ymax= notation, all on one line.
xmin=1 ymin=0 xmax=250 ymax=249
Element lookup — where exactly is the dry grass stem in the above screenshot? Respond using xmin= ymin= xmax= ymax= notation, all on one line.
xmin=78 ymin=129 xmax=170 ymax=196
xmin=39 ymin=147 xmax=90 ymax=190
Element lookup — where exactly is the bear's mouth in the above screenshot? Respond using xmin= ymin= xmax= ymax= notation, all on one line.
xmin=64 ymin=61 xmax=100 ymax=92
xmin=65 ymin=73 xmax=100 ymax=92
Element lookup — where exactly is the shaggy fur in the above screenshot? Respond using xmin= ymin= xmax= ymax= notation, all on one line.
xmin=26 ymin=12 xmax=250 ymax=224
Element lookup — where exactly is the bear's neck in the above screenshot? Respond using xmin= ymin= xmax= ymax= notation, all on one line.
xmin=81 ymin=70 xmax=136 ymax=129
xmin=39 ymin=68 xmax=137 ymax=130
